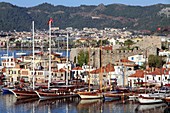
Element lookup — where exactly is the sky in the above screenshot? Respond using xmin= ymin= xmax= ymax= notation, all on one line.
xmin=0 ymin=0 xmax=169 ymax=7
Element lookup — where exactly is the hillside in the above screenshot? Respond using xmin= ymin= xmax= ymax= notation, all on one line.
xmin=0 ymin=2 xmax=169 ymax=32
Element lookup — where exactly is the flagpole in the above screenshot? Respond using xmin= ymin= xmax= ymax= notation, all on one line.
xmin=48 ymin=20 xmax=52 ymax=90
xmin=32 ymin=21 xmax=35 ymax=90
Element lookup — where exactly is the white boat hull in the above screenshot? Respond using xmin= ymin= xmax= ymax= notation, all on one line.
xmin=138 ymin=97 xmax=163 ymax=104
xmin=79 ymin=94 xmax=103 ymax=99
xmin=78 ymin=92 xmax=103 ymax=99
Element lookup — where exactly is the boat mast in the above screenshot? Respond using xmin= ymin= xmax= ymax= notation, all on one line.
xmin=88 ymin=45 xmax=90 ymax=92
xmin=32 ymin=21 xmax=35 ymax=90
xmin=99 ymin=31 xmax=103 ymax=92
xmin=48 ymin=19 xmax=52 ymax=90
xmin=66 ymin=33 xmax=69 ymax=85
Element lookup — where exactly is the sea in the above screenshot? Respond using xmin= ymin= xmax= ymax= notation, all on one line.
xmin=0 ymin=49 xmax=70 ymax=65
xmin=0 ymin=93 xmax=168 ymax=113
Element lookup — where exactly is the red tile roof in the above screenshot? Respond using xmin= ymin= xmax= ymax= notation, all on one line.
xmin=115 ymin=59 xmax=134 ymax=63
xmin=147 ymin=68 xmax=170 ymax=75
xmin=53 ymin=68 xmax=66 ymax=72
xmin=90 ymin=64 xmax=115 ymax=74
xmin=124 ymin=64 xmax=137 ymax=67
xmin=129 ymin=70 xmax=144 ymax=78
xmin=72 ymin=66 xmax=83 ymax=70
xmin=102 ymin=46 xmax=112 ymax=50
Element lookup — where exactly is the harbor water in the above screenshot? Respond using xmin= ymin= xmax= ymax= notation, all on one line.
xmin=0 ymin=49 xmax=70 ymax=65
xmin=0 ymin=93 xmax=168 ymax=113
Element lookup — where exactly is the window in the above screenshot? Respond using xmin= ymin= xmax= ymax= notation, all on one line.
xmin=134 ymin=80 xmax=136 ymax=83
xmin=159 ymin=77 xmax=161 ymax=81
xmin=165 ymin=76 xmax=167 ymax=80
xmin=147 ymin=76 xmax=149 ymax=80
xmin=153 ymin=77 xmax=154 ymax=80
xmin=38 ymin=72 xmax=43 ymax=75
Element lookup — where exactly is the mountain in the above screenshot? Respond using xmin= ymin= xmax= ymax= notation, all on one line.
xmin=0 ymin=2 xmax=169 ymax=32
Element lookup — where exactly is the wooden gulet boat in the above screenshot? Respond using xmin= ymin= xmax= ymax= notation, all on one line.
xmin=8 ymin=21 xmax=38 ymax=99
xmin=9 ymin=89 xmax=38 ymax=99
xmin=35 ymin=86 xmax=78 ymax=99
xmin=35 ymin=24 xmax=78 ymax=100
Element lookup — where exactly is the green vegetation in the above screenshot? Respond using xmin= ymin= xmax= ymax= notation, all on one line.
xmin=0 ymin=2 xmax=169 ymax=32
xmin=148 ymin=55 xmax=165 ymax=68
xmin=124 ymin=39 xmax=134 ymax=49
xmin=77 ymin=50 xmax=89 ymax=66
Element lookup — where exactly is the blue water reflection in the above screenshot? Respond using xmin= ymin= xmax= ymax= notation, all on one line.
xmin=0 ymin=93 xmax=167 ymax=113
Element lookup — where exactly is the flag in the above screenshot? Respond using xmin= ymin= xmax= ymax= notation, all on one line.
xmin=48 ymin=18 xmax=53 ymax=25
xmin=157 ymin=27 xmax=161 ymax=31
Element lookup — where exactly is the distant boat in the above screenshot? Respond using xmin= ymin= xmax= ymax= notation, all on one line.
xmin=55 ymin=52 xmax=63 ymax=56
xmin=15 ymin=52 xmax=27 ymax=56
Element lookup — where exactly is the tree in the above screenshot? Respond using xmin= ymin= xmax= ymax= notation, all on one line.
xmin=124 ymin=39 xmax=134 ymax=49
xmin=77 ymin=50 xmax=89 ymax=66
xmin=148 ymin=55 xmax=165 ymax=68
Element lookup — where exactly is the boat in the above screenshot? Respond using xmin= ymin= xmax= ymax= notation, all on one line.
xmin=1 ymin=86 xmax=14 ymax=94
xmin=103 ymin=91 xmax=122 ymax=101
xmin=128 ymin=87 xmax=147 ymax=101
xmin=9 ymin=89 xmax=38 ymax=99
xmin=138 ymin=93 xmax=164 ymax=104
xmin=8 ymin=21 xmax=38 ymax=99
xmin=35 ymin=85 xmax=78 ymax=99
xmin=77 ymin=41 xmax=104 ymax=100
xmin=163 ymin=96 xmax=170 ymax=102
xmin=77 ymin=90 xmax=103 ymax=99
xmin=162 ymin=96 xmax=170 ymax=105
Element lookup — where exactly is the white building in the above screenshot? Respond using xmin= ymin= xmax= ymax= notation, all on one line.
xmin=128 ymin=54 xmax=146 ymax=66
xmin=128 ymin=68 xmax=170 ymax=88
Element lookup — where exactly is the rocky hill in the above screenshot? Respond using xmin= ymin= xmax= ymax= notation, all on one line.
xmin=0 ymin=2 xmax=169 ymax=32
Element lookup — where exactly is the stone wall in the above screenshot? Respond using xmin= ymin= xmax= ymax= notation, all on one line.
xmin=70 ymin=35 xmax=161 ymax=68
xmin=70 ymin=46 xmax=158 ymax=68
